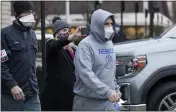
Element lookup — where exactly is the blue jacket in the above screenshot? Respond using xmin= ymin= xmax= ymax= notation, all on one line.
xmin=1 ymin=20 xmax=39 ymax=96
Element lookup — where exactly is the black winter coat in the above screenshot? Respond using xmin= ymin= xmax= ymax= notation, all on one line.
xmin=1 ymin=20 xmax=39 ymax=96
xmin=41 ymin=38 xmax=75 ymax=111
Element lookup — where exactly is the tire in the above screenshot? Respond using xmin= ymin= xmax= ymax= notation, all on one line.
xmin=147 ymin=81 xmax=176 ymax=111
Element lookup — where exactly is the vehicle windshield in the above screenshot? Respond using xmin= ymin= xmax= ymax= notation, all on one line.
xmin=160 ymin=24 xmax=176 ymax=38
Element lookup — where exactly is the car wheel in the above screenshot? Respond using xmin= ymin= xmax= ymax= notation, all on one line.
xmin=147 ymin=81 xmax=176 ymax=111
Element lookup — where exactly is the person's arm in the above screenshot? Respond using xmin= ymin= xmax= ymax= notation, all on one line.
xmin=1 ymin=30 xmax=25 ymax=100
xmin=46 ymin=38 xmax=70 ymax=54
xmin=1 ymin=30 xmax=17 ymax=90
xmin=46 ymin=25 xmax=88 ymax=54
xmin=74 ymin=43 xmax=115 ymax=98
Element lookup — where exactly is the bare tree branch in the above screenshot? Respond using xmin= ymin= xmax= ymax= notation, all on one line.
xmin=33 ymin=1 xmax=56 ymax=29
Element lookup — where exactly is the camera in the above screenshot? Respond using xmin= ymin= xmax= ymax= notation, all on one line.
xmin=81 ymin=24 xmax=91 ymax=36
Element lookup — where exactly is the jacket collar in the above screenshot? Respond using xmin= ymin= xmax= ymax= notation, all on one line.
xmin=13 ymin=20 xmax=31 ymax=32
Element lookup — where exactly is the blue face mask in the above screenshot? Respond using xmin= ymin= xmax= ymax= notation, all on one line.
xmin=57 ymin=32 xmax=69 ymax=40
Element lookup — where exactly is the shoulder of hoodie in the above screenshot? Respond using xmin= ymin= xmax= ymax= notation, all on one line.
xmin=77 ymin=35 xmax=96 ymax=51
xmin=78 ymin=35 xmax=92 ymax=46
xmin=80 ymin=34 xmax=97 ymax=44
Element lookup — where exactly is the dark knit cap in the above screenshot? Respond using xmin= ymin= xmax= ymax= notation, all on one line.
xmin=13 ymin=1 xmax=35 ymax=17
xmin=52 ymin=16 xmax=61 ymax=23
xmin=52 ymin=19 xmax=71 ymax=37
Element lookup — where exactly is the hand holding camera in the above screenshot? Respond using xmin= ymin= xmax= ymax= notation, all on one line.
xmin=68 ymin=26 xmax=88 ymax=41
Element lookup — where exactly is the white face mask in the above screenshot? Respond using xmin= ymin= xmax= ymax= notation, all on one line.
xmin=19 ymin=14 xmax=36 ymax=27
xmin=104 ymin=27 xmax=114 ymax=40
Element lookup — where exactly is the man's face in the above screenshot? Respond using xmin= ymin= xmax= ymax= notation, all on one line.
xmin=17 ymin=10 xmax=35 ymax=19
xmin=104 ymin=17 xmax=113 ymax=28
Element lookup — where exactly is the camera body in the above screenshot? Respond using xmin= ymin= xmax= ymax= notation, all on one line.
xmin=81 ymin=24 xmax=91 ymax=36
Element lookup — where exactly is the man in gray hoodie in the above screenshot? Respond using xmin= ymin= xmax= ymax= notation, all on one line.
xmin=73 ymin=9 xmax=121 ymax=111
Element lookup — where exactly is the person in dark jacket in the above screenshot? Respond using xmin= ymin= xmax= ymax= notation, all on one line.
xmin=41 ymin=18 xmax=85 ymax=111
xmin=1 ymin=1 xmax=40 ymax=111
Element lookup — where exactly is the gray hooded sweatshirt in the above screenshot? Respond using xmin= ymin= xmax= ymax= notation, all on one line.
xmin=73 ymin=9 xmax=120 ymax=111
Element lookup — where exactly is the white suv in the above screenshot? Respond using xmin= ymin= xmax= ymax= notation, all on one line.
xmin=115 ymin=24 xmax=176 ymax=111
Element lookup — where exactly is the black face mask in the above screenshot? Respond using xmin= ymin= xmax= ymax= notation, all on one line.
xmin=57 ymin=32 xmax=69 ymax=40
